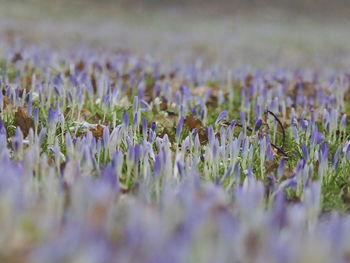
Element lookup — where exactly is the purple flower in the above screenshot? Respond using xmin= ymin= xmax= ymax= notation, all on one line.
xmin=331 ymin=146 xmax=342 ymax=168
xmin=177 ymin=161 xmax=185 ymax=178
xmin=240 ymin=111 xmax=246 ymax=129
xmin=142 ymin=117 xmax=148 ymax=137
xmin=345 ymin=143 xmax=350 ymax=162
xmin=300 ymin=119 xmax=309 ymax=130
xmin=134 ymin=144 xmax=141 ymax=164
xmin=207 ymin=126 xmax=215 ymax=145
xmin=133 ymin=112 xmax=139 ymax=127
xmin=150 ymin=122 xmax=156 ymax=132
xmin=140 ymin=100 xmax=151 ymax=111
xmin=220 ymin=166 xmax=232 ymax=184
xmin=234 ymin=162 xmax=241 ymax=181
xmin=215 ymin=110 xmax=227 ymax=125
xmin=122 ymin=109 xmax=129 ymax=126
xmin=0 ymin=92 xmax=3 ymax=109
xmin=38 ymin=128 xmax=46 ymax=145
xmin=340 ymin=114 xmax=347 ymax=129
xmin=133 ymin=96 xmax=139 ymax=113
xmin=153 ymin=154 xmax=161 ymax=176
xmin=301 ymin=144 xmax=309 ymax=161
xmin=254 ymin=118 xmax=263 ymax=132
xmin=277 ymin=158 xmax=286 ymax=178
xmin=320 ymin=142 xmax=328 ymax=162
xmin=12 ymin=127 xmax=23 ymax=154
xmin=176 ymin=116 xmax=184 ymax=141
xmin=230 ymin=120 xmax=237 ymax=129
xmin=48 ymin=107 xmax=58 ymax=127
xmin=102 ymin=126 xmax=110 ymax=148
xmin=0 ymin=120 xmax=6 ymax=136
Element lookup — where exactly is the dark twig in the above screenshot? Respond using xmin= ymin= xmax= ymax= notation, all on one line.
xmin=233 ymin=123 xmax=253 ymax=132
xmin=223 ymin=112 xmax=289 ymax=157
xmin=265 ymin=110 xmax=286 ymax=149
xmin=270 ymin=142 xmax=289 ymax=157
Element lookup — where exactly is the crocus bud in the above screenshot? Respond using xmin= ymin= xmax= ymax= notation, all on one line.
xmin=175 ymin=116 xmax=184 ymax=142
xmin=215 ymin=110 xmax=227 ymax=125
xmin=123 ymin=109 xmax=129 ymax=127
xmin=254 ymin=118 xmax=263 ymax=132
xmin=301 ymin=144 xmax=309 ymax=161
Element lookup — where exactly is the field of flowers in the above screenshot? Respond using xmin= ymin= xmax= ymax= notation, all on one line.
xmin=0 ymin=2 xmax=350 ymax=263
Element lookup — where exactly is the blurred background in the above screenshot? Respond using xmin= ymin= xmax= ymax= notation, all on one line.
xmin=1 ymin=0 xmax=350 ymax=69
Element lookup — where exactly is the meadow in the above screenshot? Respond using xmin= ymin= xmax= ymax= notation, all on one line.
xmin=0 ymin=2 xmax=349 ymax=262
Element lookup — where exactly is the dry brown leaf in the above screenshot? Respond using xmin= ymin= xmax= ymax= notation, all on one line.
xmin=185 ymin=114 xmax=203 ymax=131
xmin=14 ymin=107 xmax=34 ymax=138
xmin=192 ymin=86 xmax=218 ymax=98
xmin=75 ymin=60 xmax=85 ymax=72
xmin=345 ymin=86 xmax=350 ymax=101
xmin=245 ymin=74 xmax=253 ymax=87
xmin=90 ymin=74 xmax=97 ymax=94
xmin=302 ymin=81 xmax=316 ymax=97
xmin=3 ymin=95 xmax=10 ymax=108
xmin=105 ymin=60 xmax=113 ymax=72
xmin=198 ymin=127 xmax=208 ymax=145
xmin=11 ymin=52 xmax=23 ymax=63
xmin=89 ymin=202 xmax=108 ymax=229
xmin=89 ymin=124 xmax=104 ymax=139
xmin=158 ymin=127 xmax=175 ymax=143
xmin=264 ymin=161 xmax=279 ymax=174
xmin=341 ymin=183 xmax=350 ymax=205
xmin=122 ymin=73 xmax=130 ymax=82
xmin=159 ymin=98 xmax=168 ymax=111
xmin=169 ymin=71 xmax=176 ymax=79
xmin=280 ymin=168 xmax=295 ymax=181
xmin=22 ymin=74 xmax=32 ymax=91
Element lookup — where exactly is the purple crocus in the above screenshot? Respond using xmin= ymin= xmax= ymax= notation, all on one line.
xmin=240 ymin=111 xmax=246 ymax=127
xmin=320 ymin=142 xmax=328 ymax=162
xmin=346 ymin=145 xmax=350 ymax=162
xmin=301 ymin=144 xmax=309 ymax=161
xmin=215 ymin=110 xmax=227 ymax=125
xmin=123 ymin=109 xmax=129 ymax=126
xmin=176 ymin=116 xmax=184 ymax=141
xmin=153 ymin=154 xmax=161 ymax=176
xmin=142 ymin=117 xmax=148 ymax=138
xmin=277 ymin=158 xmax=286 ymax=179
xmin=48 ymin=106 xmax=58 ymax=128
xmin=254 ymin=118 xmax=263 ymax=132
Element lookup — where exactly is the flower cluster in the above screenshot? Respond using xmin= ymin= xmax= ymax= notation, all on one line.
xmin=0 ymin=42 xmax=349 ymax=262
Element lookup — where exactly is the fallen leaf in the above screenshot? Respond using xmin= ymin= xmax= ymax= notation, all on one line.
xmin=185 ymin=114 xmax=203 ymax=131
xmin=22 ymin=74 xmax=32 ymax=91
xmin=75 ymin=60 xmax=85 ymax=72
xmin=11 ymin=52 xmax=23 ymax=63
xmin=91 ymin=74 xmax=98 ymax=94
xmin=198 ymin=127 xmax=208 ymax=145
xmin=14 ymin=107 xmax=34 ymax=138
xmin=280 ymin=168 xmax=295 ymax=181
xmin=89 ymin=124 xmax=104 ymax=139
xmin=342 ymin=191 xmax=350 ymax=205
xmin=3 ymin=95 xmax=10 ymax=108
xmin=345 ymin=86 xmax=350 ymax=101
xmin=159 ymin=98 xmax=168 ymax=111
xmin=89 ymin=202 xmax=108 ymax=229
xmin=264 ymin=161 xmax=279 ymax=174
xmin=245 ymin=74 xmax=253 ymax=87
xmin=122 ymin=73 xmax=130 ymax=82
xmin=158 ymin=127 xmax=175 ymax=143
xmin=105 ymin=60 xmax=113 ymax=72
xmin=192 ymin=86 xmax=219 ymax=98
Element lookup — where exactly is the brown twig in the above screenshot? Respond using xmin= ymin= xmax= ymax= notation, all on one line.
xmin=265 ymin=110 xmax=286 ymax=149
xmin=224 ymin=111 xmax=289 ymax=157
